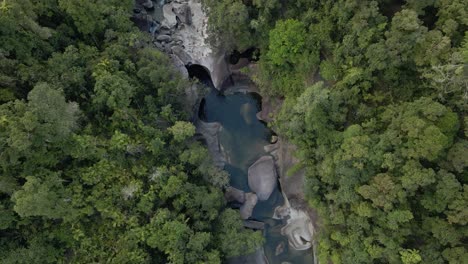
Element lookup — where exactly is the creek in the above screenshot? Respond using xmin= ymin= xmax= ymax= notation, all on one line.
xmin=190 ymin=66 xmax=313 ymax=264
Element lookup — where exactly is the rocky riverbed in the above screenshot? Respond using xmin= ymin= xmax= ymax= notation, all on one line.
xmin=132 ymin=1 xmax=317 ymax=263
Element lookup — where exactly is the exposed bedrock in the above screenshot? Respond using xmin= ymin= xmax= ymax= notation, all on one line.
xmin=248 ymin=156 xmax=278 ymax=201
xmin=240 ymin=192 xmax=258 ymax=220
xmin=225 ymin=186 xmax=245 ymax=204
xmin=194 ymin=119 xmax=225 ymax=168
xmin=139 ymin=0 xmax=231 ymax=89
xmin=280 ymin=208 xmax=314 ymax=251
xmin=132 ymin=0 xmax=230 ymax=88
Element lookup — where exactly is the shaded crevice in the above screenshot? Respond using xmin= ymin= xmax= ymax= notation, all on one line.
xmin=228 ymin=47 xmax=261 ymax=64
xmin=379 ymin=0 xmax=404 ymax=19
xmin=186 ymin=64 xmax=214 ymax=88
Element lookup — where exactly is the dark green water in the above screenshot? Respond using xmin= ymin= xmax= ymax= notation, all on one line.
xmin=199 ymin=88 xmax=313 ymax=264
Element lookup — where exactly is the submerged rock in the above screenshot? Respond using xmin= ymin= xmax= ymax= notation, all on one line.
xmin=248 ymin=156 xmax=277 ymax=201
xmin=240 ymin=192 xmax=258 ymax=220
xmin=243 ymin=220 xmax=265 ymax=230
xmin=225 ymin=186 xmax=245 ymax=204
xmin=264 ymin=143 xmax=279 ymax=154
xmin=275 ymin=242 xmax=285 ymax=256
xmin=240 ymin=103 xmax=255 ymax=125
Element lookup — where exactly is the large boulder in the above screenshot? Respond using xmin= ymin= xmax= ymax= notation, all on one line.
xmin=248 ymin=156 xmax=277 ymax=201
xmin=173 ymin=3 xmax=192 ymax=25
xmin=170 ymin=54 xmax=188 ymax=78
xmin=280 ymin=208 xmax=314 ymax=251
xmin=171 ymin=45 xmax=192 ymax=65
xmin=142 ymin=0 xmax=154 ymax=10
xmin=162 ymin=3 xmax=177 ymax=28
xmin=240 ymin=192 xmax=258 ymax=220
xmin=225 ymin=187 xmax=245 ymax=204
xmin=156 ymin=34 xmax=172 ymax=42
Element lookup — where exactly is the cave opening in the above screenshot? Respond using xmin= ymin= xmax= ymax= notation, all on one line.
xmin=186 ymin=64 xmax=214 ymax=89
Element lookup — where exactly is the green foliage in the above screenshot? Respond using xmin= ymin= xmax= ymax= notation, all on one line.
xmin=266 ymin=19 xmax=306 ymax=67
xmin=58 ymin=0 xmax=133 ymax=38
xmin=202 ymin=0 xmax=253 ymax=51
xmin=168 ymin=121 xmax=196 ymax=142
xmin=215 ymin=209 xmax=264 ymax=257
xmin=234 ymin=1 xmax=468 ymax=262
xmin=0 ymin=1 xmax=262 ymax=263
xmin=400 ymin=249 xmax=422 ymax=264
xmin=258 ymin=19 xmax=319 ymax=96
xmin=12 ymin=174 xmax=70 ymax=219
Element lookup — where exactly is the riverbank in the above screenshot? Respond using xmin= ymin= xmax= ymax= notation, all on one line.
xmin=132 ymin=0 xmax=317 ymax=262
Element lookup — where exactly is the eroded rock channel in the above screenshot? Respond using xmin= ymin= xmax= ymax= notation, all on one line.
xmin=132 ymin=0 xmax=316 ymax=263
xmin=194 ymin=71 xmax=314 ymax=264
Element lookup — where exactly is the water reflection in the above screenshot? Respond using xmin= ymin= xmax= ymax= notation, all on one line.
xmin=200 ymin=88 xmax=312 ymax=263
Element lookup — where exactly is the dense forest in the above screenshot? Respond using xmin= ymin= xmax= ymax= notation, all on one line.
xmin=0 ymin=0 xmax=264 ymax=263
xmin=203 ymin=0 xmax=467 ymax=263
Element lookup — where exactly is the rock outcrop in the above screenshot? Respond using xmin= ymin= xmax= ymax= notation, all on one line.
xmin=194 ymin=119 xmax=225 ymax=168
xmin=248 ymin=156 xmax=277 ymax=201
xmin=142 ymin=0 xmax=154 ymax=10
xmin=240 ymin=192 xmax=258 ymax=220
xmin=133 ymin=0 xmax=230 ymax=89
xmin=225 ymin=186 xmax=245 ymax=204
xmin=173 ymin=3 xmax=192 ymax=25
xmin=243 ymin=220 xmax=265 ymax=230
xmin=280 ymin=208 xmax=314 ymax=251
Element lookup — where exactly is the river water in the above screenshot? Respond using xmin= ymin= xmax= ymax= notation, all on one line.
xmin=199 ymin=87 xmax=313 ymax=264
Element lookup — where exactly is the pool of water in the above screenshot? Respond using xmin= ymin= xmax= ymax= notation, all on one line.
xmin=199 ymin=88 xmax=313 ymax=264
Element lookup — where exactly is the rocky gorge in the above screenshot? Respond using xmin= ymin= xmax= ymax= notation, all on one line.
xmin=132 ymin=1 xmax=317 ymax=263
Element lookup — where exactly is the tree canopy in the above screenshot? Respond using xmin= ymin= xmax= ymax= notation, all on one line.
xmin=0 ymin=0 xmax=263 ymax=262
xmin=202 ymin=0 xmax=468 ymax=263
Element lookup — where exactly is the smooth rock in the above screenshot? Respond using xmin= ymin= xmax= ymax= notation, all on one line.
xmin=271 ymin=135 xmax=278 ymax=144
xmin=162 ymin=3 xmax=177 ymax=28
xmin=240 ymin=192 xmax=258 ymax=220
xmin=273 ymin=205 xmax=291 ymax=220
xmin=170 ymin=54 xmax=188 ymax=78
xmin=195 ymin=120 xmax=225 ymax=168
xmin=156 ymin=34 xmax=172 ymax=42
xmin=243 ymin=220 xmax=265 ymax=230
xmin=142 ymin=0 xmax=154 ymax=10
xmin=225 ymin=187 xmax=245 ymax=204
xmin=248 ymin=156 xmax=277 ymax=201
xmin=281 ymin=208 xmax=314 ymax=251
xmin=173 ymin=3 xmax=192 ymax=25
xmin=264 ymin=143 xmax=279 ymax=154
xmin=164 ymin=44 xmax=173 ymax=54
xmin=275 ymin=242 xmax=285 ymax=256
xmin=171 ymin=45 xmax=192 ymax=64
xmin=154 ymin=41 xmax=164 ymax=50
